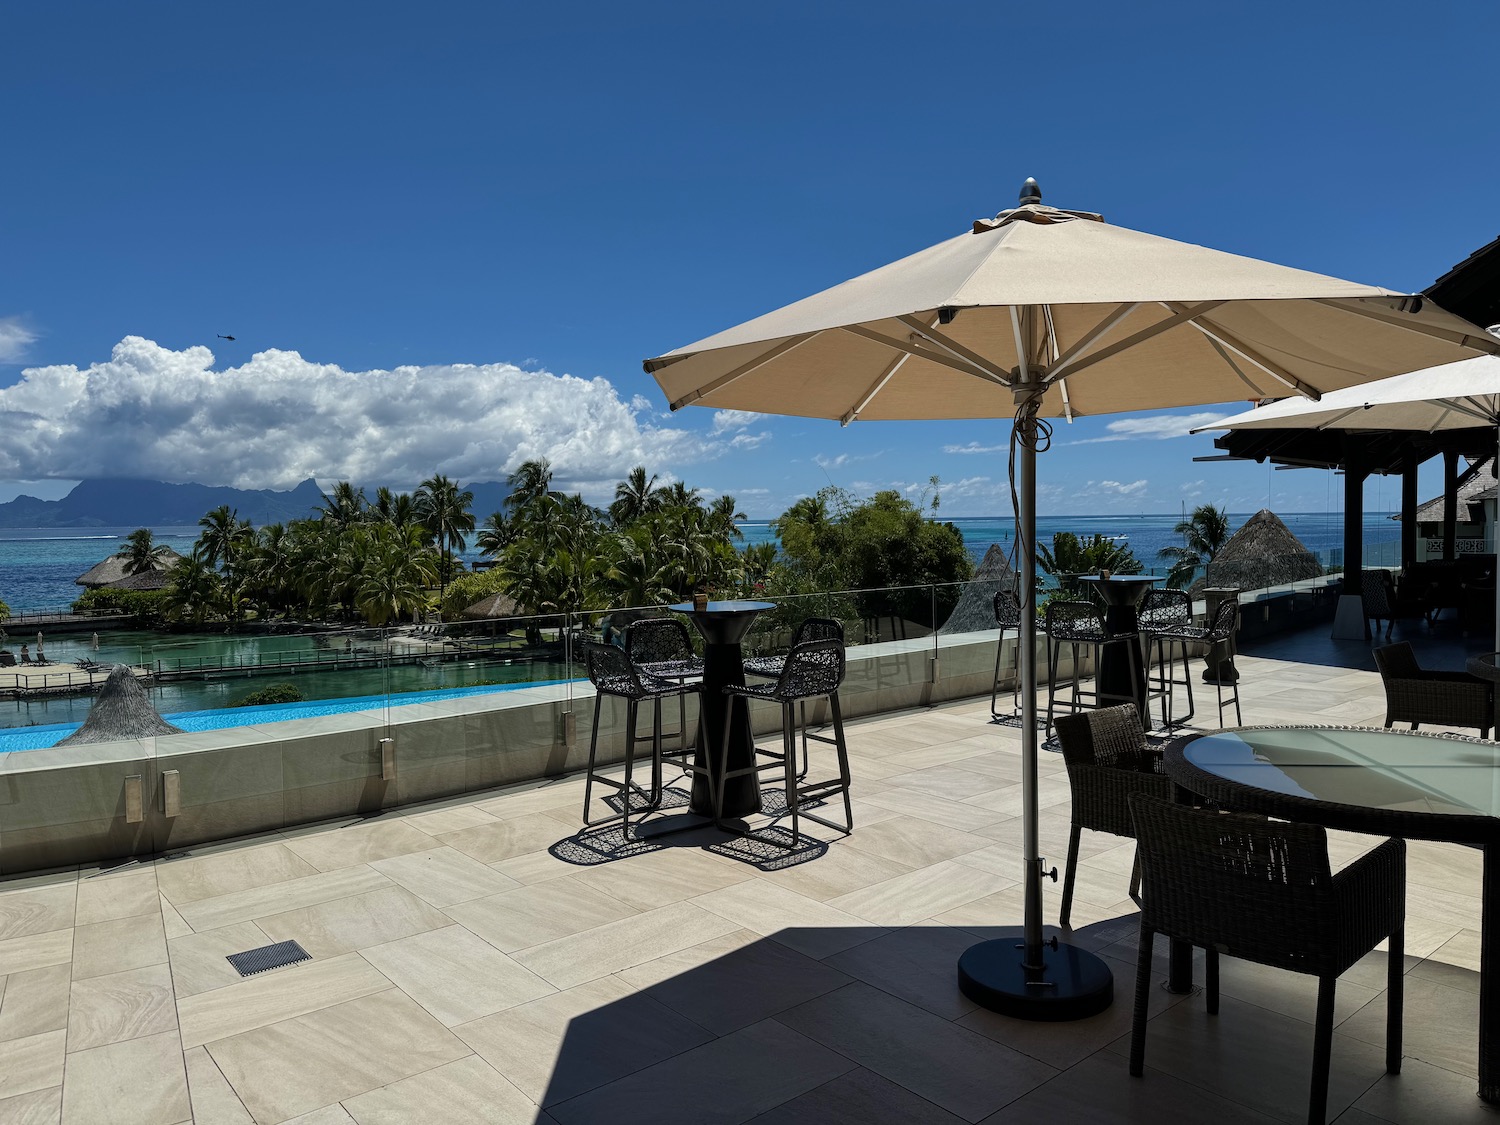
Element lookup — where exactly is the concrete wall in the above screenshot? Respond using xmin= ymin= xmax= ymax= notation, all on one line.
xmin=0 ymin=630 xmax=1087 ymax=875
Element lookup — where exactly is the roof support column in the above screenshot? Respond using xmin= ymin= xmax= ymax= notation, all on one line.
xmin=1444 ymin=449 xmax=1461 ymax=562
xmin=1401 ymin=452 xmax=1419 ymax=573
xmin=1332 ymin=436 xmax=1370 ymax=639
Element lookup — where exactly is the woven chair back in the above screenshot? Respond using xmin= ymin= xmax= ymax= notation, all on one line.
xmin=584 ymin=642 xmax=644 ymax=699
xmin=1360 ymin=569 xmax=1396 ymax=618
xmin=624 ymin=617 xmax=695 ymax=665
xmin=1054 ymin=704 xmax=1150 ymax=771
xmin=1130 ymin=794 xmax=1341 ymax=973
xmin=773 ymin=637 xmax=846 ymax=701
xmin=1373 ymin=640 xmax=1421 ymax=681
xmin=792 ymin=617 xmax=845 ymax=646
xmin=1206 ymin=597 xmax=1239 ymax=640
xmin=1046 ymin=599 xmax=1107 ymax=641
xmin=993 ymin=589 xmax=1022 ymax=630
xmin=1137 ymin=589 xmax=1190 ymax=631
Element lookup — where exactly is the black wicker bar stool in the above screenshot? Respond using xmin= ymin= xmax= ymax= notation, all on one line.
xmin=989 ymin=589 xmax=1026 ymax=720
xmin=1136 ymin=589 xmax=1194 ymax=728
xmin=1158 ymin=596 xmax=1242 ymax=726
xmin=624 ymin=617 xmax=705 ymax=765
xmin=744 ymin=616 xmax=844 ymax=780
xmin=1045 ymin=599 xmax=1143 ymax=736
xmin=718 ymin=637 xmax=852 ymax=848
xmin=581 ymin=643 xmax=698 ymax=837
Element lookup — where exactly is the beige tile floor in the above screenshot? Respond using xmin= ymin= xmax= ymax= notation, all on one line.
xmin=0 ymin=647 xmax=1493 ymax=1124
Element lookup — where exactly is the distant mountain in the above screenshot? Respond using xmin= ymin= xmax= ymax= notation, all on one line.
xmin=0 ymin=478 xmax=329 ymax=528
xmin=0 ymin=478 xmax=515 ymax=529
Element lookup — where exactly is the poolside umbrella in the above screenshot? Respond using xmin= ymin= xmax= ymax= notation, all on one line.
xmin=1198 ymin=354 xmax=1500 ymax=650
xmin=644 ymin=179 xmax=1500 ymax=1021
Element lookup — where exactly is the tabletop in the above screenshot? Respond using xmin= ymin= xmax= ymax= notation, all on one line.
xmin=668 ymin=600 xmax=776 ymax=616
xmin=1164 ymin=725 xmax=1500 ymax=846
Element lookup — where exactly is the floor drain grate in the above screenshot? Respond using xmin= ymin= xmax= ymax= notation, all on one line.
xmin=226 ymin=940 xmax=311 ymax=977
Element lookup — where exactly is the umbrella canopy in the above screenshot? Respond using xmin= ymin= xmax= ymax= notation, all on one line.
xmin=648 ymin=199 xmax=1497 ymax=423
xmin=644 ymin=180 xmax=1500 ymax=1022
xmin=1198 ymin=354 xmax=1500 ymax=433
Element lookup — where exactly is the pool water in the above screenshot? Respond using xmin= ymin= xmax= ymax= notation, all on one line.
xmin=0 ymin=678 xmax=576 ymax=753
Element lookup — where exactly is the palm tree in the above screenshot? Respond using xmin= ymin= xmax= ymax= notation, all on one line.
xmin=414 ymin=473 xmax=475 ymax=609
xmin=317 ymin=481 xmax=367 ymax=529
xmin=610 ymin=466 xmax=662 ymax=526
xmin=708 ymin=494 xmax=746 ymax=540
xmin=475 ymin=511 xmax=514 ymax=557
xmin=1160 ymin=504 xmax=1231 ymax=590
xmin=165 ymin=553 xmax=222 ymax=626
xmin=116 ymin=528 xmax=174 ymax=575
xmin=196 ymin=505 xmax=253 ymax=571
xmin=356 ymin=537 xmax=438 ymax=627
xmin=505 ymin=458 xmax=554 ymax=515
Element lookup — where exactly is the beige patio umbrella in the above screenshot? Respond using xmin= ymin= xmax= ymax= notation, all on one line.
xmin=645 ymin=179 xmax=1500 ymax=1020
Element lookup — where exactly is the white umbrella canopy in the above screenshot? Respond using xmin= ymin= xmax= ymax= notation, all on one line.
xmin=644 ymin=180 xmax=1500 ymax=1022
xmin=1198 ymin=354 xmax=1500 ymax=654
xmin=1197 ymin=354 xmax=1500 ymax=433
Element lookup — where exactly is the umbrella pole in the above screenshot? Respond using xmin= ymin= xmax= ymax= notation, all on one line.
xmin=956 ymin=387 xmax=1114 ymax=1020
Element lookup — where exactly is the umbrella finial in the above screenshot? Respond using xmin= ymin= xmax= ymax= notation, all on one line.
xmin=1019 ymin=177 xmax=1041 ymax=206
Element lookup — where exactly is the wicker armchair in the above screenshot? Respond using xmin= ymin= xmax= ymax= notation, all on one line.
xmin=1374 ymin=641 xmax=1491 ymax=739
xmin=1127 ymin=794 xmax=1405 ymax=1125
xmin=1052 ymin=704 xmax=1172 ymax=927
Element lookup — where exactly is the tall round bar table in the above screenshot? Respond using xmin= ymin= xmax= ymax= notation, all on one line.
xmin=669 ymin=600 xmax=774 ymax=819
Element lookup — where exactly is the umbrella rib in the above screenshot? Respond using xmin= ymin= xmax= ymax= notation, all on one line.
xmin=840 ymin=352 xmax=910 ymax=426
xmin=1201 ymin=334 xmax=1273 ymax=398
xmin=839 ymin=324 xmax=1008 ymax=386
xmin=666 ymin=333 xmax=817 ymax=410
xmin=1443 ymin=396 xmax=1500 ymax=425
xmin=1009 ymin=306 xmax=1030 ymax=386
xmin=1315 ymin=298 xmax=1500 ymax=355
xmin=895 ymin=315 xmax=1014 ymax=384
xmin=1044 ymin=302 xmax=1143 ymax=382
xmin=1045 ymin=301 xmax=1225 ymax=385
xmin=1171 ymin=307 xmax=1323 ymax=399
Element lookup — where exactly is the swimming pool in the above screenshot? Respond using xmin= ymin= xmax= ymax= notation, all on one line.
xmin=0 ymin=678 xmax=575 ymax=754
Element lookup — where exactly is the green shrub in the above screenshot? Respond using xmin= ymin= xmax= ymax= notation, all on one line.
xmin=71 ymin=587 xmax=172 ymax=626
xmin=229 ymin=683 xmax=306 ymax=707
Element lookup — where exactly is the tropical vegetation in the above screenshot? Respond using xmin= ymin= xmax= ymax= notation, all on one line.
xmin=73 ymin=466 xmax=980 ymax=638
xmin=1159 ymin=503 xmax=1231 ymax=589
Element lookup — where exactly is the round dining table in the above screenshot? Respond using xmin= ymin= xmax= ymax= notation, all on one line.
xmin=1163 ymin=724 xmax=1500 ymax=1104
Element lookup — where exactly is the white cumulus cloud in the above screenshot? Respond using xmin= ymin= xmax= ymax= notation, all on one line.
xmin=1089 ymin=479 xmax=1149 ymax=497
xmin=0 ymin=337 xmax=715 ymax=496
xmin=1065 ymin=412 xmax=1226 ymax=444
xmin=942 ymin=441 xmax=1007 ymax=455
xmin=712 ymin=409 xmax=765 ymax=433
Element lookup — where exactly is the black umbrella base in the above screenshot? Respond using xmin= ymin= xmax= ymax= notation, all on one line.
xmin=957 ymin=931 xmax=1113 ymax=1021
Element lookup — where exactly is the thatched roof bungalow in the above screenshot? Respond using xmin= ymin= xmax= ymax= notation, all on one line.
xmin=75 ymin=548 xmax=184 ymax=589
xmin=939 ymin=543 xmax=1018 ymax=634
xmin=56 ymin=666 xmax=183 ymax=746
xmin=462 ymin=592 xmax=520 ymax=620
xmin=1198 ymin=509 xmax=1322 ymax=595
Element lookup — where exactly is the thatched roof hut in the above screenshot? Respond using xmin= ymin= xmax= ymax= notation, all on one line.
xmin=56 ymin=666 xmax=184 ymax=746
xmin=108 ymin=569 xmax=176 ymax=592
xmin=462 ymin=592 xmax=520 ymax=619
xmin=938 ymin=543 xmax=1018 ymax=634
xmin=75 ymin=548 xmax=184 ymax=588
xmin=1196 ymin=509 xmax=1321 ymax=595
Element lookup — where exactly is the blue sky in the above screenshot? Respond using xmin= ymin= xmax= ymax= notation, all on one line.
xmin=1 ymin=0 xmax=1496 ymax=518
